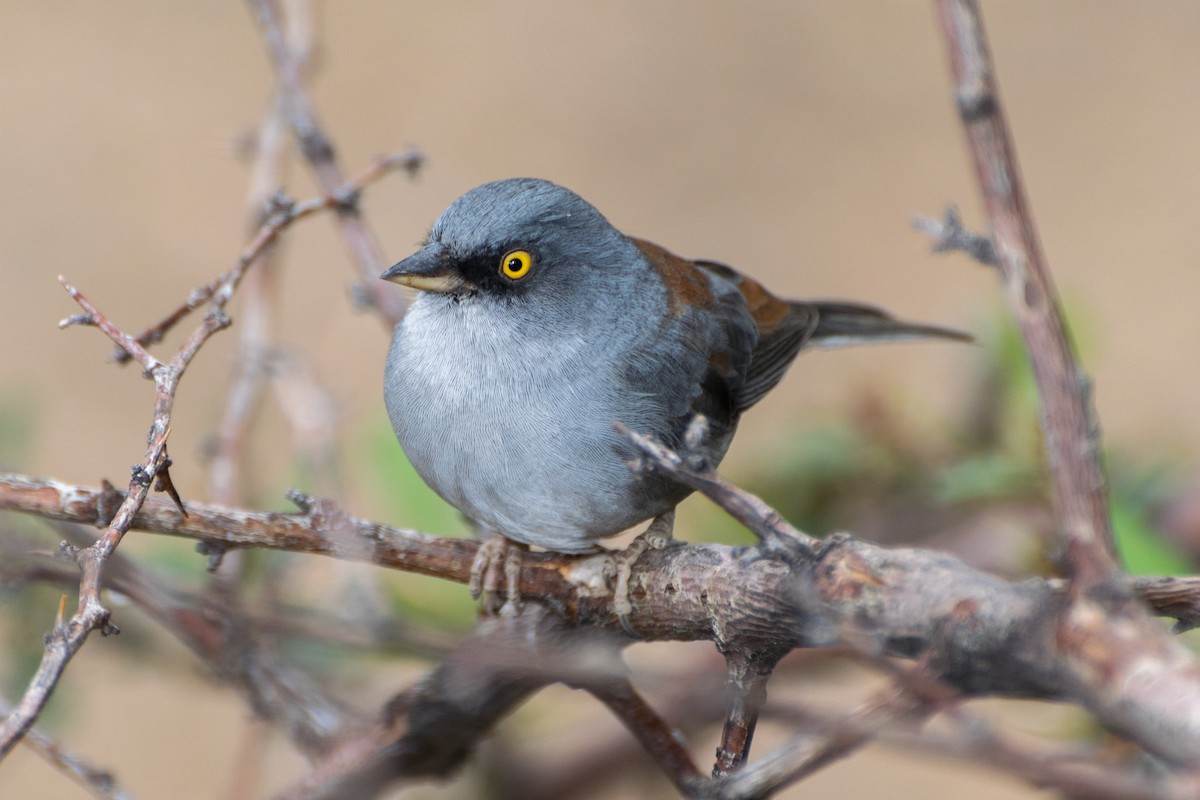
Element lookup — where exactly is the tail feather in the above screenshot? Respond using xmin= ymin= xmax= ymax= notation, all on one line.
xmin=808 ymin=302 xmax=972 ymax=348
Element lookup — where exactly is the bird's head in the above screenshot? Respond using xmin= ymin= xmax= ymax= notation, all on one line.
xmin=382 ymin=178 xmax=635 ymax=303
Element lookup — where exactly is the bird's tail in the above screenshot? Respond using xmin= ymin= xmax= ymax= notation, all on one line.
xmin=807 ymin=302 xmax=972 ymax=348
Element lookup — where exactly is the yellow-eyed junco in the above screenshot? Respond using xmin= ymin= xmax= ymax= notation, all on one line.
xmin=382 ymin=178 xmax=967 ymax=612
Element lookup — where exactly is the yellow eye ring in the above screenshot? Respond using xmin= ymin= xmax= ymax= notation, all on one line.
xmin=500 ymin=249 xmax=533 ymax=280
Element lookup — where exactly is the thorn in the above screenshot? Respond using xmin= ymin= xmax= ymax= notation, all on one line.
xmin=286 ymin=489 xmax=314 ymax=513
xmin=206 ymin=308 xmax=232 ymax=331
xmin=97 ymin=479 xmax=122 ymax=527
xmin=55 ymin=593 xmax=68 ymax=630
xmin=195 ymin=540 xmax=229 ymax=572
xmin=155 ymin=460 xmax=188 ymax=517
xmin=58 ymin=313 xmax=96 ymax=329
xmin=332 ymin=186 xmax=362 ymax=210
xmin=266 ymin=189 xmax=295 ymax=217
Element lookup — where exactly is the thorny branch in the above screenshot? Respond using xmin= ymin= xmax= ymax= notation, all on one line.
xmin=2 ymin=521 xmax=369 ymax=756
xmin=113 ymin=150 xmax=420 ymax=367
xmin=0 ymin=266 xmax=209 ymax=759
xmin=6 ymin=469 xmax=1200 ymax=796
xmin=931 ymin=0 xmax=1200 ymax=772
xmin=245 ymin=0 xmax=413 ymax=328
xmin=0 ymin=155 xmax=415 ymax=763
xmin=934 ymin=0 xmax=1116 ymax=584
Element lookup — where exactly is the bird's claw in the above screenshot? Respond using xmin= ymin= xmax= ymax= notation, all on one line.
xmin=610 ymin=510 xmax=676 ymax=633
xmin=470 ymin=533 xmax=525 ymax=616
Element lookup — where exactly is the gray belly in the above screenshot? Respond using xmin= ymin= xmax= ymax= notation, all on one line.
xmin=384 ymin=317 xmax=675 ymax=551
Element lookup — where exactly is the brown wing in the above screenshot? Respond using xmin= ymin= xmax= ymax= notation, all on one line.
xmin=625 ymin=240 xmax=756 ymax=448
xmin=696 ymin=260 xmax=970 ymax=411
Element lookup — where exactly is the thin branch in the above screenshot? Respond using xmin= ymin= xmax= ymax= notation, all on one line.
xmin=244 ymin=0 xmax=415 ymax=328
xmin=113 ymin=151 xmax=419 ymax=365
xmin=0 ymin=428 xmax=170 ymax=760
xmin=59 ymin=279 xmax=161 ymax=372
xmin=7 ymin=470 xmax=1200 ymax=775
xmin=0 ymin=698 xmax=137 ymax=800
xmin=490 ymin=660 xmax=730 ymax=800
xmin=912 ymin=205 xmax=998 ymax=266
xmin=712 ymin=654 xmax=776 ymax=778
xmin=898 ymin=717 xmax=1200 ymax=800
xmin=1 ymin=522 xmax=366 ymax=755
xmin=583 ymin=680 xmax=705 ymax=796
xmin=616 ymin=421 xmax=814 ymax=559
xmin=713 ymin=688 xmax=923 ymax=800
xmin=734 ymin=687 xmax=1200 ymax=800
xmin=205 ymin=85 xmax=290 ymax=510
xmin=33 ymin=278 xmax=215 ymax=740
xmin=272 ymin=610 xmax=575 ymax=800
xmin=934 ymin=0 xmax=1115 ymax=583
xmin=0 ymin=153 xmax=422 ymax=756
xmin=934 ymin=0 xmax=1200 ymax=769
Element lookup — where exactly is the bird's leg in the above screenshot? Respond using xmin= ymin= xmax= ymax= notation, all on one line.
xmin=469 ymin=530 xmax=526 ymax=617
xmin=611 ymin=508 xmax=676 ymax=627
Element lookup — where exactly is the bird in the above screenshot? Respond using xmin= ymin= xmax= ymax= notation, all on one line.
xmin=382 ymin=178 xmax=968 ymax=618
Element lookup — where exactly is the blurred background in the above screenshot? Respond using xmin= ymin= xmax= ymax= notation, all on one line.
xmin=2 ymin=2 xmax=1199 ymax=798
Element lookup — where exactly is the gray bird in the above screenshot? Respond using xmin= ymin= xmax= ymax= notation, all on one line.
xmin=382 ymin=178 xmax=967 ymax=613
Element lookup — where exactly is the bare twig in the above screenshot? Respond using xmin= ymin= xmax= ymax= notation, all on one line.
xmin=933 ymin=0 xmax=1200 ymax=769
xmin=934 ymin=0 xmax=1115 ymax=583
xmin=736 ymin=687 xmax=1200 ymax=800
xmin=113 ymin=152 xmax=418 ymax=366
xmin=490 ymin=660 xmax=729 ymax=800
xmin=616 ymin=421 xmax=814 ymax=560
xmin=714 ymin=688 xmax=923 ymax=800
xmin=272 ymin=609 xmax=574 ymax=800
xmin=1132 ymin=576 xmax=1200 ymax=633
xmin=0 ymin=385 xmax=175 ymax=758
xmin=205 ymin=92 xmax=289 ymax=510
xmin=1 ymin=521 xmax=364 ymax=755
xmin=1 ymin=255 xmax=241 ymax=758
xmin=0 ymin=150 xmax=414 ymax=758
xmin=912 ymin=205 xmax=998 ymax=266
xmin=244 ymin=0 xmax=416 ymax=328
xmin=0 ymin=697 xmax=136 ymax=800
xmin=3 ymin=274 xmax=214 ymax=760
xmin=712 ymin=655 xmax=776 ymax=778
xmin=900 ymin=717 xmax=1200 ymax=800
xmin=582 ymin=680 xmax=705 ymax=796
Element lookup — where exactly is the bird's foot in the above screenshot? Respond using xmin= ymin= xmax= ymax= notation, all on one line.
xmin=610 ymin=510 xmax=677 ymax=633
xmin=470 ymin=532 xmax=525 ymax=618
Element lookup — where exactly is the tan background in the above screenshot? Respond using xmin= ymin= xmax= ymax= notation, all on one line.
xmin=1 ymin=2 xmax=1197 ymax=798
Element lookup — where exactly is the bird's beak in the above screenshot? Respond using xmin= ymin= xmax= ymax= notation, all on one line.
xmin=380 ymin=246 xmax=469 ymax=293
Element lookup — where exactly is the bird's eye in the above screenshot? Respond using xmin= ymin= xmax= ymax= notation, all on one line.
xmin=500 ymin=249 xmax=533 ymax=280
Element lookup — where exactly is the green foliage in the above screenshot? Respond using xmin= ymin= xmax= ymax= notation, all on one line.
xmin=1111 ymin=494 xmax=1191 ymax=576
xmin=753 ymin=422 xmax=906 ymax=534
xmin=934 ymin=452 xmax=1040 ymax=504
xmin=361 ymin=418 xmax=471 ymax=538
xmin=1108 ymin=459 xmax=1193 ymax=576
xmin=360 ymin=418 xmax=475 ymax=630
xmin=0 ymin=392 xmax=36 ymax=466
